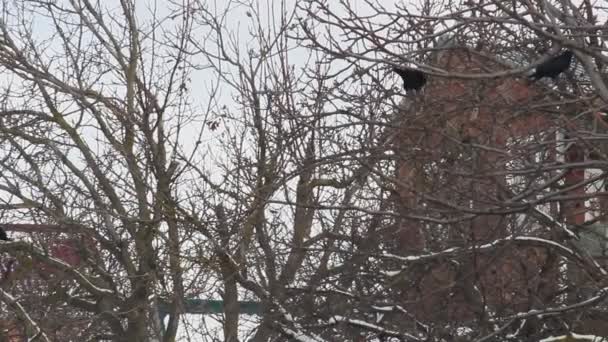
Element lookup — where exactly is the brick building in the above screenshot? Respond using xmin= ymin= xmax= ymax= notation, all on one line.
xmin=0 ymin=224 xmax=100 ymax=341
xmin=392 ymin=46 xmax=608 ymax=338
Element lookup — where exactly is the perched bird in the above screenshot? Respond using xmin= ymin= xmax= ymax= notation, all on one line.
xmin=0 ymin=227 xmax=10 ymax=241
xmin=392 ymin=66 xmax=427 ymax=92
xmin=529 ymin=50 xmax=574 ymax=82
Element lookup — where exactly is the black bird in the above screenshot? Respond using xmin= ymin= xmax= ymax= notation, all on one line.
xmin=529 ymin=50 xmax=574 ymax=82
xmin=0 ymin=227 xmax=10 ymax=241
xmin=392 ymin=66 xmax=427 ymax=92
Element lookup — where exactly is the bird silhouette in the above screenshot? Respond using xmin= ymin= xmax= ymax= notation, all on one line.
xmin=529 ymin=50 xmax=573 ymax=82
xmin=0 ymin=227 xmax=10 ymax=241
xmin=392 ymin=66 xmax=427 ymax=92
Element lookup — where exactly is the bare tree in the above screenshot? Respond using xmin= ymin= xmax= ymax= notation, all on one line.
xmin=0 ymin=0 xmax=196 ymax=340
xmin=0 ymin=0 xmax=607 ymax=341
xmin=290 ymin=0 xmax=608 ymax=341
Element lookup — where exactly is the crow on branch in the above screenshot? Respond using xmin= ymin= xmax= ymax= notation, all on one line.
xmin=392 ymin=67 xmax=427 ymax=92
xmin=529 ymin=50 xmax=573 ymax=82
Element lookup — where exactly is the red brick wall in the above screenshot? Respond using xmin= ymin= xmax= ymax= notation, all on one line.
xmin=393 ymin=48 xmax=559 ymax=323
